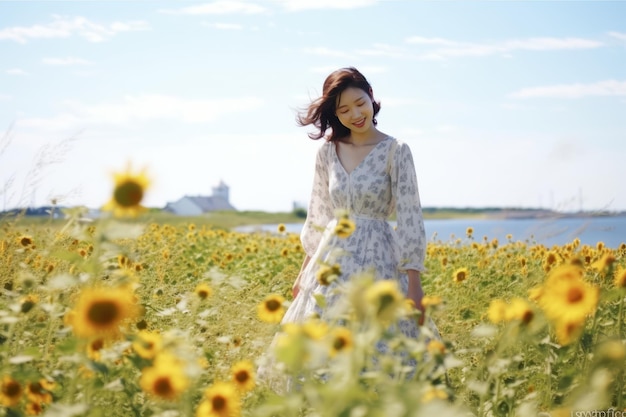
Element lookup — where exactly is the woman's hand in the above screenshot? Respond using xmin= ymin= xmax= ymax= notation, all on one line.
xmin=292 ymin=255 xmax=311 ymax=299
xmin=407 ymin=269 xmax=425 ymax=326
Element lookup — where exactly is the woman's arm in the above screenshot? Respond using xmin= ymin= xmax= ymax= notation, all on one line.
xmin=292 ymin=255 xmax=311 ymax=298
xmin=407 ymin=269 xmax=425 ymax=325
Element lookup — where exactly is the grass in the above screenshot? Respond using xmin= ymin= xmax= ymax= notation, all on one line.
xmin=0 ymin=209 xmax=624 ymax=416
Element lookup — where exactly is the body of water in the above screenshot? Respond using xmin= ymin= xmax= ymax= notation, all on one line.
xmin=236 ymin=216 xmax=626 ymax=248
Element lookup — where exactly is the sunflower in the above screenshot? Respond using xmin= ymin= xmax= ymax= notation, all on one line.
xmin=328 ymin=326 xmax=353 ymax=357
xmin=465 ymin=227 xmax=473 ymax=238
xmin=453 ymin=267 xmax=469 ymax=283
xmin=505 ymin=298 xmax=534 ymax=325
xmin=543 ymin=250 xmax=561 ymax=272
xmin=132 ymin=331 xmax=162 ymax=359
xmin=421 ymin=295 xmax=443 ymax=308
xmin=277 ymin=223 xmax=286 ymax=233
xmin=301 ymin=318 xmax=328 ymax=340
xmin=102 ymin=164 xmax=150 ymax=217
xmin=18 ymin=235 xmax=34 ymax=248
xmin=487 ymin=299 xmax=507 ymax=324
xmin=365 ymin=280 xmax=404 ymax=324
xmin=426 ymin=340 xmax=446 ymax=356
xmin=421 ymin=386 xmax=448 ymax=403
xmin=334 ymin=217 xmax=356 ymax=238
xmin=140 ymin=353 xmax=189 ymax=401
xmin=554 ymin=318 xmax=584 ymax=346
xmin=25 ymin=380 xmax=53 ymax=404
xmin=1 ymin=375 xmax=22 ymax=407
xmin=538 ymin=265 xmax=599 ymax=326
xmin=591 ymin=252 xmax=616 ymax=272
xmin=25 ymin=401 xmax=43 ymax=415
xmin=257 ymin=294 xmax=286 ymax=323
xmin=315 ymin=263 xmax=341 ymax=286
xmin=614 ymin=267 xmax=626 ymax=289
xmin=20 ymin=294 xmax=38 ymax=313
xmin=195 ymin=283 xmax=213 ymax=300
xmin=86 ymin=338 xmax=106 ymax=361
xmin=197 ymin=381 xmax=241 ymax=417
xmin=69 ymin=286 xmax=141 ymax=339
xmin=230 ymin=361 xmax=255 ymax=392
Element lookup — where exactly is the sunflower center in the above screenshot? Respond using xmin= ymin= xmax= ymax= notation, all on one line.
xmin=212 ymin=395 xmax=227 ymax=411
xmin=379 ymin=293 xmax=396 ymax=311
xmin=87 ymin=301 xmax=120 ymax=326
xmin=456 ymin=272 xmax=466 ymax=281
xmin=114 ymin=180 xmax=144 ymax=207
xmin=154 ymin=377 xmax=174 ymax=396
xmin=521 ymin=310 xmax=534 ymax=324
xmin=235 ymin=371 xmax=249 ymax=383
xmin=20 ymin=237 xmax=33 ymax=246
xmin=3 ymin=381 xmax=21 ymax=396
xmin=567 ymin=287 xmax=584 ymax=303
xmin=29 ymin=382 xmax=43 ymax=394
xmin=91 ymin=339 xmax=104 ymax=351
xmin=333 ymin=337 xmax=347 ymax=350
xmin=266 ymin=299 xmax=281 ymax=312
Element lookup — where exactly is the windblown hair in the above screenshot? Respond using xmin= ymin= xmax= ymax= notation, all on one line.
xmin=297 ymin=67 xmax=381 ymax=142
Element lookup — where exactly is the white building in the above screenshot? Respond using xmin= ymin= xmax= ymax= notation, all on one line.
xmin=164 ymin=181 xmax=236 ymax=216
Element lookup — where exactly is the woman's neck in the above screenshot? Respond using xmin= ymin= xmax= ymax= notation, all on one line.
xmin=346 ymin=128 xmax=384 ymax=145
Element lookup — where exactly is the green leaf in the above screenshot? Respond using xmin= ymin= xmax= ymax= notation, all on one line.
xmin=314 ymin=293 xmax=327 ymax=309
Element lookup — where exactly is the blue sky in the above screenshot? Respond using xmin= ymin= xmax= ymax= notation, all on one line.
xmin=1 ymin=0 xmax=625 ymax=213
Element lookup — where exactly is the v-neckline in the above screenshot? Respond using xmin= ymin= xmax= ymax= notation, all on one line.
xmin=333 ymin=136 xmax=390 ymax=176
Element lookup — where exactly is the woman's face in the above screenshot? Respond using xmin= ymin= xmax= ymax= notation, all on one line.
xmin=335 ymin=87 xmax=375 ymax=134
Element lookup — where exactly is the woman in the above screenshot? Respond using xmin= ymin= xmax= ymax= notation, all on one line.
xmin=258 ymin=67 xmax=437 ymax=389
xmin=286 ymin=66 xmax=428 ymax=327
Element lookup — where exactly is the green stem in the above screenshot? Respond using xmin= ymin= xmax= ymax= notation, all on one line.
xmin=617 ymin=294 xmax=624 ymax=340
xmin=544 ymin=353 xmax=552 ymax=410
xmin=616 ymin=295 xmax=625 ymax=409
xmin=42 ymin=293 xmax=60 ymax=362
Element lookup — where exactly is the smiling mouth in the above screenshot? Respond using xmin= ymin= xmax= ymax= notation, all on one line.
xmin=353 ymin=119 xmax=366 ymax=127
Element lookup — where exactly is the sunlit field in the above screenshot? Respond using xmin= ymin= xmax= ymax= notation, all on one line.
xmin=1 ymin=205 xmax=625 ymax=415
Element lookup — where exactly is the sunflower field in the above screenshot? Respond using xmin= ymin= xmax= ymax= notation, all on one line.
xmin=0 ymin=174 xmax=625 ymax=416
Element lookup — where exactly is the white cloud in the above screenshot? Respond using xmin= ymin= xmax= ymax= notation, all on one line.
xmin=5 ymin=68 xmax=27 ymax=75
xmin=272 ymin=0 xmax=378 ymax=11
xmin=203 ymin=22 xmax=244 ymax=30
xmin=159 ymin=1 xmax=266 ymax=15
xmin=42 ymin=56 xmax=93 ymax=66
xmin=0 ymin=15 xmax=149 ymax=43
xmin=405 ymin=36 xmax=603 ymax=59
xmin=17 ymin=95 xmax=265 ymax=131
xmin=609 ymin=31 xmax=626 ymax=42
xmin=405 ymin=36 xmax=458 ymax=47
xmin=509 ymin=80 xmax=626 ymax=99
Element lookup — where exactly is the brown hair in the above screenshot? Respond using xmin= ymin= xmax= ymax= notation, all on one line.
xmin=297 ymin=67 xmax=381 ymax=141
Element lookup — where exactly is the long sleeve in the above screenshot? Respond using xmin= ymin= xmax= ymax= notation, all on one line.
xmin=391 ymin=142 xmax=427 ymax=272
xmin=301 ymin=143 xmax=334 ymax=257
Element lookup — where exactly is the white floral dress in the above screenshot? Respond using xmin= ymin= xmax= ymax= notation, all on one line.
xmin=257 ymin=136 xmax=441 ymax=390
xmin=282 ymin=136 xmax=429 ymax=338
